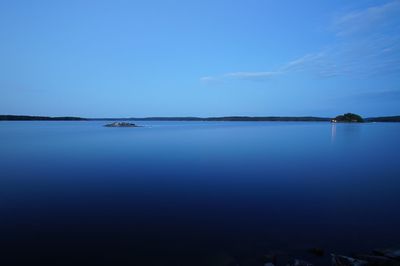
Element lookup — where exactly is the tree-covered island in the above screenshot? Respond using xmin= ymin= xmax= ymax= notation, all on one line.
xmin=331 ymin=113 xmax=364 ymax=123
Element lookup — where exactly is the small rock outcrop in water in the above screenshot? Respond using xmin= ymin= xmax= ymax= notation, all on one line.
xmin=331 ymin=113 xmax=364 ymax=123
xmin=331 ymin=254 xmax=368 ymax=265
xmin=104 ymin=122 xmax=138 ymax=127
xmin=374 ymin=248 xmax=400 ymax=260
xmin=355 ymin=254 xmax=399 ymax=265
xmin=288 ymin=259 xmax=314 ymax=265
xmin=331 ymin=251 xmax=400 ymax=265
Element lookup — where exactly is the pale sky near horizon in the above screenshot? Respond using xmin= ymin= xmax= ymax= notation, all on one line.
xmin=1 ymin=0 xmax=400 ymax=117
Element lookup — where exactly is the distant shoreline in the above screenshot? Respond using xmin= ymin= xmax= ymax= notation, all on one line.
xmin=0 ymin=115 xmax=87 ymax=121
xmin=1 ymin=115 xmax=400 ymax=122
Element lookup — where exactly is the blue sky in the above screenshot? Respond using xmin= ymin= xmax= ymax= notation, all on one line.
xmin=1 ymin=0 xmax=399 ymax=117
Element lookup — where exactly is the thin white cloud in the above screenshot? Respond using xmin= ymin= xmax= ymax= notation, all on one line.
xmin=201 ymin=1 xmax=400 ymax=83
xmin=333 ymin=0 xmax=400 ymax=36
xmin=201 ymin=71 xmax=282 ymax=82
xmin=200 ymin=76 xmax=217 ymax=82
xmin=224 ymin=71 xmax=281 ymax=79
xmin=201 ymin=52 xmax=327 ymax=82
xmin=280 ymin=53 xmax=324 ymax=72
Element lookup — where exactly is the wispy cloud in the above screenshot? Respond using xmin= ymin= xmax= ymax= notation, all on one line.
xmin=280 ymin=53 xmax=325 ymax=72
xmin=201 ymin=52 xmax=333 ymax=82
xmin=332 ymin=0 xmax=400 ymax=36
xmin=200 ymin=53 xmax=324 ymax=82
xmin=224 ymin=71 xmax=281 ymax=79
xmin=200 ymin=76 xmax=217 ymax=82
xmin=325 ymin=1 xmax=400 ymax=76
xmin=202 ymin=1 xmax=400 ymax=82
xmin=200 ymin=71 xmax=282 ymax=83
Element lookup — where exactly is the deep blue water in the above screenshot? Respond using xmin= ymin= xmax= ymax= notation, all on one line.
xmin=1 ymin=121 xmax=400 ymax=265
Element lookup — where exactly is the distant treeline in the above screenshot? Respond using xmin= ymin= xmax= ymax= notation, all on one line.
xmin=1 ymin=115 xmax=400 ymax=122
xmin=127 ymin=116 xmax=331 ymax=121
xmin=365 ymin=116 xmax=400 ymax=122
xmin=0 ymin=115 xmax=87 ymax=121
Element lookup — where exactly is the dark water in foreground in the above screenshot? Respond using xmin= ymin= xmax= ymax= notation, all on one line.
xmin=1 ymin=121 xmax=400 ymax=265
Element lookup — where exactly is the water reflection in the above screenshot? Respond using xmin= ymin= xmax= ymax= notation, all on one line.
xmin=331 ymin=123 xmax=336 ymax=142
xmin=331 ymin=123 xmax=362 ymax=143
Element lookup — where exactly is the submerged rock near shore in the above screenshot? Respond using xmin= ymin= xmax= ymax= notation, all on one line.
xmin=254 ymin=246 xmax=400 ymax=266
xmin=104 ymin=122 xmax=138 ymax=127
xmin=374 ymin=248 xmax=400 ymax=260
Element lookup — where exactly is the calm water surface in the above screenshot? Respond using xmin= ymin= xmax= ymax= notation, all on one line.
xmin=1 ymin=121 xmax=399 ymax=265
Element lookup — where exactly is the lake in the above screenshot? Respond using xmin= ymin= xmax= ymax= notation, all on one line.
xmin=1 ymin=121 xmax=399 ymax=265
